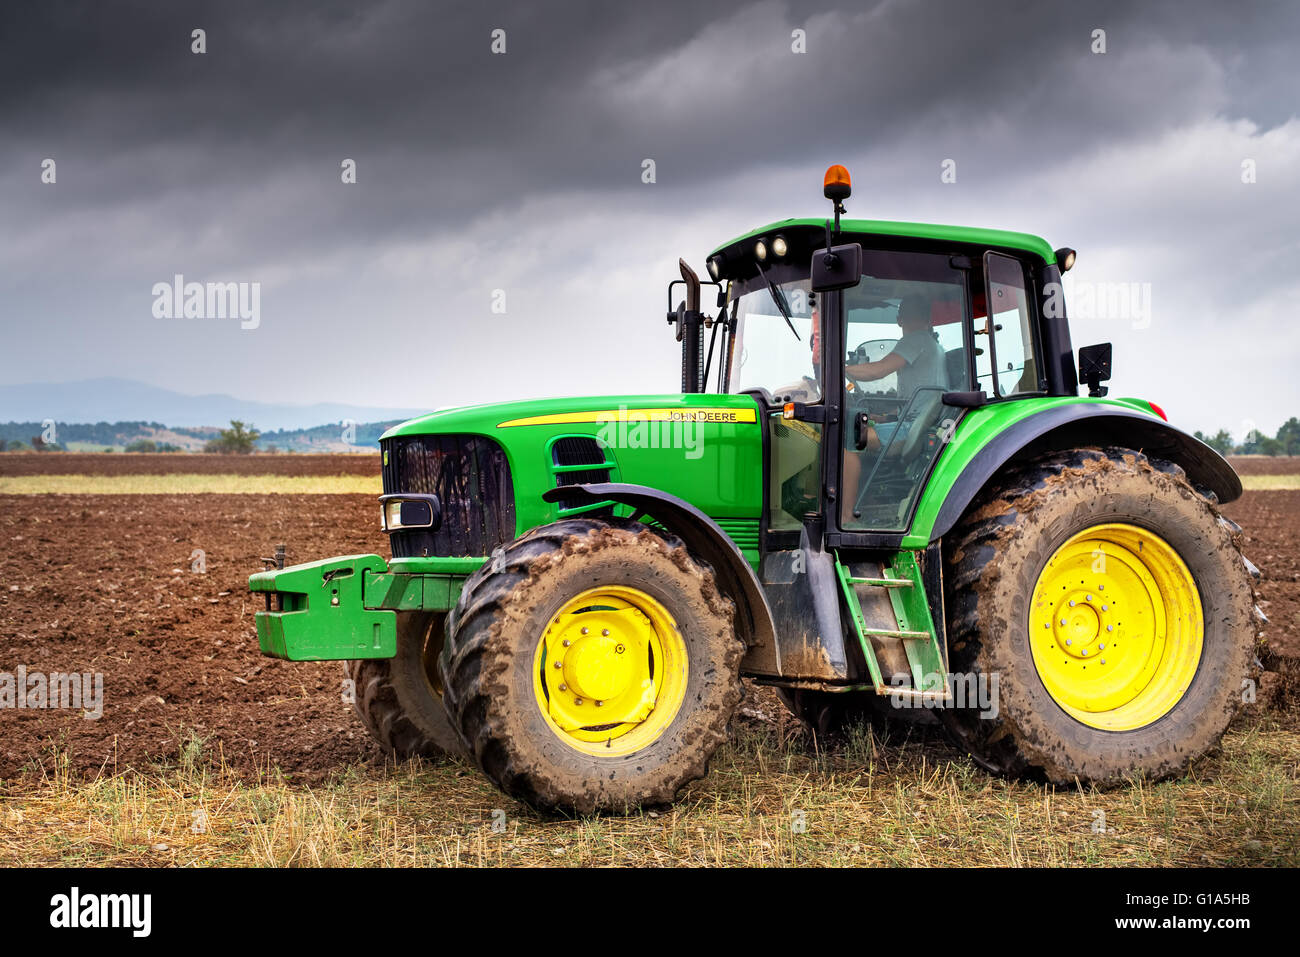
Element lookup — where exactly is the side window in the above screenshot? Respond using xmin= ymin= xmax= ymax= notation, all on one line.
xmin=981 ymin=252 xmax=1039 ymax=397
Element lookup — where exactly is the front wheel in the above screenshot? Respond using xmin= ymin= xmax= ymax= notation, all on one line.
xmin=345 ymin=611 xmax=463 ymax=758
xmin=440 ymin=518 xmax=743 ymax=814
xmin=942 ymin=447 xmax=1258 ymax=786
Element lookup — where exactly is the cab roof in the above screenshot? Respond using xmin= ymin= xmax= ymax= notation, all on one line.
xmin=708 ymin=218 xmax=1056 ymax=265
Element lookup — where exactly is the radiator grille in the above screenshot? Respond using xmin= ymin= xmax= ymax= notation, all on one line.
xmin=380 ymin=434 xmax=515 ymax=558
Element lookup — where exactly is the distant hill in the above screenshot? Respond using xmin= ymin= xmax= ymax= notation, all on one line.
xmin=0 ymin=377 xmax=428 ymax=433
xmin=0 ymin=419 xmax=406 ymax=453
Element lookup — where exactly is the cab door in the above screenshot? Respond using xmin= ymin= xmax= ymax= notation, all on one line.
xmin=837 ymin=248 xmax=972 ymax=532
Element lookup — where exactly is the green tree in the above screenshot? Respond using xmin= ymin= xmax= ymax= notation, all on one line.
xmin=125 ymin=439 xmax=158 ymax=453
xmin=1277 ymin=417 xmax=1300 ymax=456
xmin=1194 ymin=429 xmax=1234 ymax=456
xmin=1258 ymin=436 xmax=1284 ymax=456
xmin=205 ymin=420 xmax=260 ymax=454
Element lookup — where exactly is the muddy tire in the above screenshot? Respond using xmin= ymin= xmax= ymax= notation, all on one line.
xmin=439 ymin=517 xmax=743 ymax=814
xmin=942 ymin=447 xmax=1258 ymax=786
xmin=345 ymin=611 xmax=463 ymax=758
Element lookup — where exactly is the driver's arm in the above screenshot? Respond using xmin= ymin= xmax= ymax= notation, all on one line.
xmin=846 ymin=352 xmax=906 ymax=381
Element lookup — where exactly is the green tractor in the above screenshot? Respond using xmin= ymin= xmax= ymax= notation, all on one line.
xmin=250 ymin=165 xmax=1260 ymax=814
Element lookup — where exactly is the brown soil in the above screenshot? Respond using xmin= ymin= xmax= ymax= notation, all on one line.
xmin=1227 ymin=455 xmax=1300 ymax=476
xmin=0 ymin=452 xmax=380 ymax=477
xmin=1221 ymin=491 xmax=1300 ymax=663
xmin=0 ymin=493 xmax=383 ymax=781
xmin=1 ymin=488 xmax=1295 ymax=783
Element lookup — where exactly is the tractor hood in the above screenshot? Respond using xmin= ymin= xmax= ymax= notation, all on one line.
xmin=380 ymin=393 xmax=760 ymax=440
xmin=378 ymin=393 xmax=766 ymax=553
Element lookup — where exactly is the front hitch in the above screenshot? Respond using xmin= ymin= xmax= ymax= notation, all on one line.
xmin=249 ymin=553 xmax=397 ymax=661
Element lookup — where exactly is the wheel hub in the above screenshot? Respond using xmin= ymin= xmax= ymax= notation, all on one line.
xmin=1053 ymin=596 xmax=1103 ymax=658
xmin=562 ymin=629 xmax=634 ymax=702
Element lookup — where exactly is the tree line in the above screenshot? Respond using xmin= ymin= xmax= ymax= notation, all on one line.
xmin=1194 ymin=417 xmax=1299 ymax=457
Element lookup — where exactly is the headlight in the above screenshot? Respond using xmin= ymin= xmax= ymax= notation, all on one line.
xmin=755 ymin=239 xmax=768 ymax=262
xmin=772 ymin=235 xmax=788 ymax=257
xmin=380 ymin=496 xmax=438 ymax=531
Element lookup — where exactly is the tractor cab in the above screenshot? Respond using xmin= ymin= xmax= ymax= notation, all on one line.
xmin=673 ymin=165 xmax=1073 ymax=543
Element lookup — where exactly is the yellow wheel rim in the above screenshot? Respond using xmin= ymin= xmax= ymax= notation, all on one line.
xmin=1029 ymin=524 xmax=1203 ymax=732
xmin=532 ymin=586 xmax=688 ymax=757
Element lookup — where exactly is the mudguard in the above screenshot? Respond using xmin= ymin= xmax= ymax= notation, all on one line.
xmin=921 ymin=403 xmax=1243 ymax=544
xmin=540 ymin=483 xmax=780 ymax=669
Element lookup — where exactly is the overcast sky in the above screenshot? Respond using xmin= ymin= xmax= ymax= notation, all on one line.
xmin=1 ymin=0 xmax=1297 ymax=437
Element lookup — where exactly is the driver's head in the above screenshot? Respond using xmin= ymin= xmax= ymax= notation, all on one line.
xmin=897 ymin=295 xmax=930 ymax=332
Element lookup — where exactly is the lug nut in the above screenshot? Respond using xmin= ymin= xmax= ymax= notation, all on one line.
xmin=1066 ymin=639 xmax=1072 ymax=646
xmin=580 ymin=627 xmax=588 ymax=635
xmin=1060 ymin=618 xmax=1067 ymax=626
xmin=1081 ymin=649 xmax=1088 ymax=656
xmin=562 ymin=639 xmax=571 ymax=647
xmin=1100 ymin=659 xmax=1106 ymax=665
xmin=554 ymin=660 xmax=562 ymax=669
xmin=1086 ymin=594 xmax=1092 ymax=602
xmin=574 ymin=698 xmax=583 ymax=706
xmin=595 ymin=700 xmax=603 ymax=707
xmin=1099 ymin=585 xmax=1105 ymax=591
xmin=601 ymin=628 xmax=610 ymax=636
xmin=558 ymin=684 xmax=567 ymax=691
xmin=1099 ymin=643 xmax=1105 ymax=650
xmin=1069 ymin=600 xmax=1076 ymax=607
xmin=1107 ymin=625 xmax=1114 ymax=632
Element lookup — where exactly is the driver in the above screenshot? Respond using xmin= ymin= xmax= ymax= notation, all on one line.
xmin=845 ymin=294 xmax=948 ymax=451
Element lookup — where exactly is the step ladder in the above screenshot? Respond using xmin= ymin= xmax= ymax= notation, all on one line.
xmin=833 ymin=551 xmax=951 ymax=704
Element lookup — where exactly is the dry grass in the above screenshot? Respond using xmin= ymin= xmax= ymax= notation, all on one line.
xmin=2 ymin=719 xmax=1296 ymax=868
xmin=0 ymin=475 xmax=380 ymax=495
xmin=1241 ymin=475 xmax=1300 ymax=490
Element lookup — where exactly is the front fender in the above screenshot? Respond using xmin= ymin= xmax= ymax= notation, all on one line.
xmin=541 ymin=483 xmax=779 ymax=667
xmin=908 ymin=398 xmax=1242 ymax=547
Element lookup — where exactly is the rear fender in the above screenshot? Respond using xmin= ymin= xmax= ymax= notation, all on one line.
xmin=914 ymin=402 xmax=1242 ymax=545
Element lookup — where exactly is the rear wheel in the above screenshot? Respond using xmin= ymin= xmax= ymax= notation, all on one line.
xmin=942 ymin=447 xmax=1257 ymax=786
xmin=345 ymin=611 xmax=462 ymax=758
xmin=440 ymin=518 xmax=743 ymax=814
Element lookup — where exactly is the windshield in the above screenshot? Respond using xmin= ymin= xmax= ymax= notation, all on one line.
xmin=726 ymin=275 xmax=818 ymax=402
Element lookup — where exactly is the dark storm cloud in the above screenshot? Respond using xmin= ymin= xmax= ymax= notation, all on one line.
xmin=0 ymin=0 xmax=1297 ymax=433
xmin=5 ymin=0 xmax=1293 ymax=248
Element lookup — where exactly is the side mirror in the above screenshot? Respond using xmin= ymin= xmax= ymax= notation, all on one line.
xmin=810 ymin=243 xmax=863 ymax=292
xmin=1078 ymin=342 xmax=1112 ymax=397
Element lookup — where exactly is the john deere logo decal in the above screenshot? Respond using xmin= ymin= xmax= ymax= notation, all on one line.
xmin=496 ymin=407 xmax=758 ymax=428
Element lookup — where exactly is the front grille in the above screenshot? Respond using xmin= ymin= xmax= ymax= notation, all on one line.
xmin=381 ymin=434 xmax=515 ymax=558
